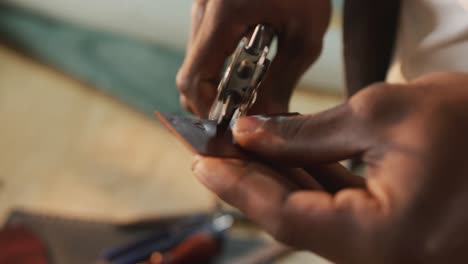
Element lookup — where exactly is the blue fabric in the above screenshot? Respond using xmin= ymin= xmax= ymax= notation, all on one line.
xmin=0 ymin=5 xmax=186 ymax=116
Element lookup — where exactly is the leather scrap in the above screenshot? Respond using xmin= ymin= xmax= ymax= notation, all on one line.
xmin=0 ymin=225 xmax=49 ymax=264
xmin=155 ymin=113 xmax=246 ymax=159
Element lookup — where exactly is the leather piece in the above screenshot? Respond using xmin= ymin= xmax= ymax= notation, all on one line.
xmin=156 ymin=112 xmax=300 ymax=159
xmin=155 ymin=113 xmax=247 ymax=159
xmin=0 ymin=225 xmax=49 ymax=264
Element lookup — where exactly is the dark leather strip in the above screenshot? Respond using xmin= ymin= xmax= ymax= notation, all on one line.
xmin=156 ymin=113 xmax=247 ymax=159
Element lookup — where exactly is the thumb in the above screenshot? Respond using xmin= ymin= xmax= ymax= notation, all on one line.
xmin=233 ymin=103 xmax=373 ymax=165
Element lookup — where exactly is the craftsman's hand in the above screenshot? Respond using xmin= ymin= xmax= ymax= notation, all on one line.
xmin=176 ymin=0 xmax=331 ymax=117
xmin=192 ymin=72 xmax=468 ymax=263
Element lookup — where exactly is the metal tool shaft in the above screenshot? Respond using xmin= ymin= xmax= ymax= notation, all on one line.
xmin=208 ymin=24 xmax=275 ymax=129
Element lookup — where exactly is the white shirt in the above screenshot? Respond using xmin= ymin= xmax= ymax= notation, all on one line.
xmin=387 ymin=0 xmax=468 ymax=83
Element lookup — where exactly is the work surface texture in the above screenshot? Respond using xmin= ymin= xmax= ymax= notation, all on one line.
xmin=0 ymin=44 xmax=339 ymax=263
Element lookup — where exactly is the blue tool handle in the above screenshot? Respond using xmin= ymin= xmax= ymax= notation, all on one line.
xmin=114 ymin=227 xmax=204 ymax=264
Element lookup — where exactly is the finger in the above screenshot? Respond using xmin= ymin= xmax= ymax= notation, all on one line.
xmin=233 ymin=103 xmax=374 ymax=165
xmin=274 ymin=161 xmax=364 ymax=193
xmin=250 ymin=25 xmax=323 ymax=114
xmin=187 ymin=0 xmax=208 ymax=53
xmin=179 ymin=94 xmax=209 ymax=117
xmin=284 ymin=168 xmax=324 ymax=190
xmin=176 ymin=76 xmax=216 ymax=118
xmin=282 ymin=190 xmax=380 ymax=261
xmin=192 ymin=156 xmax=299 ymax=230
xmin=177 ymin=0 xmax=210 ymax=117
xmin=192 ymin=156 xmax=379 ymax=261
xmin=177 ymin=1 xmax=248 ymax=117
xmin=249 ymin=0 xmax=331 ymax=114
xmin=179 ymin=95 xmax=193 ymax=114
xmin=304 ymin=163 xmax=366 ymax=193
xmin=234 ymin=105 xmax=368 ymax=191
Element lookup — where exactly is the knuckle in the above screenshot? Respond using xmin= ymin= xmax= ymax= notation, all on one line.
xmin=334 ymin=189 xmax=380 ymax=218
xmin=175 ymin=70 xmax=192 ymax=94
xmin=349 ymin=82 xmax=389 ymax=120
xmin=179 ymin=96 xmax=193 ymax=113
xmin=350 ymin=82 xmax=414 ymax=126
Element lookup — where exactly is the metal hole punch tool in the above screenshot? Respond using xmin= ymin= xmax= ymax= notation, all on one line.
xmin=155 ymin=25 xmax=276 ymax=158
xmin=208 ymin=24 xmax=275 ymax=129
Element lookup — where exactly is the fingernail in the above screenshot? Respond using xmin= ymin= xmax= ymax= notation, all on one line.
xmin=233 ymin=116 xmax=270 ymax=135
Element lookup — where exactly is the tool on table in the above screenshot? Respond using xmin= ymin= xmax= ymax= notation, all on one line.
xmin=209 ymin=24 xmax=275 ymax=129
xmin=101 ymin=214 xmax=208 ymax=261
xmin=100 ymin=214 xmax=232 ymax=264
xmin=147 ymin=214 xmax=233 ymax=264
xmin=99 ymin=214 xmax=209 ymax=264
xmin=226 ymin=242 xmax=292 ymax=264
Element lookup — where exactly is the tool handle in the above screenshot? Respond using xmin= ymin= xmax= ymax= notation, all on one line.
xmin=148 ymin=231 xmax=220 ymax=264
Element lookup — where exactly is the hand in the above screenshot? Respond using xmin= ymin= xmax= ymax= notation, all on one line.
xmin=176 ymin=0 xmax=331 ymax=117
xmin=192 ymin=72 xmax=468 ymax=263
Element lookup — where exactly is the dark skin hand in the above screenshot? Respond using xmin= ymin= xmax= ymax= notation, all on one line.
xmin=176 ymin=0 xmax=331 ymax=117
xmin=192 ymin=72 xmax=468 ymax=263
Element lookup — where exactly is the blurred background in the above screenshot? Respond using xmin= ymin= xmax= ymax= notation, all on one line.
xmin=0 ymin=1 xmax=343 ymax=263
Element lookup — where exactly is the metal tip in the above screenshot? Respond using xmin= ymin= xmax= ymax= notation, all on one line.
xmin=212 ymin=215 xmax=234 ymax=232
